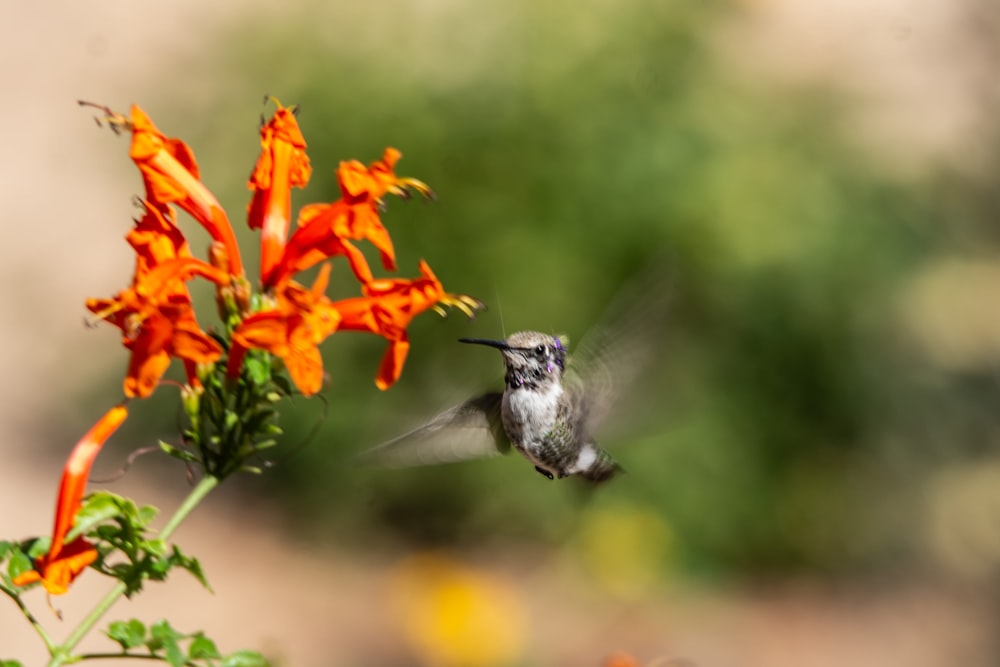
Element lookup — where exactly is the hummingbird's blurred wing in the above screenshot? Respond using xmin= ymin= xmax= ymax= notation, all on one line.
xmin=356 ymin=392 xmax=510 ymax=468
xmin=565 ymin=265 xmax=670 ymax=436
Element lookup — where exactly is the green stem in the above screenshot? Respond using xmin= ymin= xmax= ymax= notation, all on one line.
xmin=49 ymin=474 xmax=220 ymax=667
xmin=2 ymin=582 xmax=55 ymax=652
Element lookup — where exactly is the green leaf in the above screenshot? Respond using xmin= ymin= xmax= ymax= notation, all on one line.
xmin=164 ymin=640 xmax=186 ymax=667
xmin=0 ymin=541 xmax=13 ymax=561
xmin=137 ymin=505 xmax=159 ymax=527
xmin=75 ymin=493 xmax=124 ymax=527
xmin=112 ymin=495 xmax=141 ymax=520
xmin=106 ymin=618 xmax=146 ymax=649
xmin=188 ymin=635 xmax=221 ymax=660
xmin=146 ymin=619 xmax=177 ymax=650
xmin=69 ymin=492 xmax=143 ymax=543
xmin=221 ymin=650 xmax=271 ymax=667
xmin=144 ymin=539 xmax=167 ymax=557
xmin=25 ymin=538 xmax=50 ymax=560
xmin=6 ymin=549 xmax=33 ymax=582
xmin=172 ymin=546 xmax=213 ymax=592
xmin=146 ymin=620 xmax=186 ymax=667
xmin=1 ymin=660 xmax=25 ymax=667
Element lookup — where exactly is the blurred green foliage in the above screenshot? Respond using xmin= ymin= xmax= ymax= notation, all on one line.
xmin=84 ymin=0 xmax=1000 ymax=580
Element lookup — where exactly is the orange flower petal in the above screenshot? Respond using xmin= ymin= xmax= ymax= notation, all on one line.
xmin=376 ymin=336 xmax=410 ymax=391
xmin=170 ymin=323 xmax=224 ymax=363
xmin=232 ymin=311 xmax=292 ymax=355
xmin=283 ymin=343 xmax=324 ymax=396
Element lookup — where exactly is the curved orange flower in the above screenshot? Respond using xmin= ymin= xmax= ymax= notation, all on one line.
xmin=333 ymin=147 xmax=432 ymax=271
xmin=269 ymin=148 xmax=431 ymax=287
xmin=87 ymin=258 xmax=228 ymax=398
xmin=248 ymin=101 xmax=312 ymax=286
xmin=229 ymin=264 xmax=342 ymax=396
xmin=14 ymin=405 xmax=129 ymax=595
xmin=334 ymin=260 xmax=481 ymax=390
xmin=126 ymin=105 xmax=244 ymax=277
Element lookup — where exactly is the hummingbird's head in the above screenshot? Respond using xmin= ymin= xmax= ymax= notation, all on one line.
xmin=460 ymin=331 xmax=568 ymax=390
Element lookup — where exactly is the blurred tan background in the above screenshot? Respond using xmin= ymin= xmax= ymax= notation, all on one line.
xmin=3 ymin=0 xmax=1000 ymax=665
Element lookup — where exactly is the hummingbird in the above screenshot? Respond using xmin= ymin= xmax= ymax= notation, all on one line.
xmin=358 ymin=268 xmax=667 ymax=483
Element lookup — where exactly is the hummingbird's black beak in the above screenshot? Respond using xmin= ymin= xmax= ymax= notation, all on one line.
xmin=459 ymin=337 xmax=511 ymax=351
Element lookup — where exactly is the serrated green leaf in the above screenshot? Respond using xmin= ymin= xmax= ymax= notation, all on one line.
xmin=148 ymin=619 xmax=180 ymax=644
xmin=171 ymin=547 xmax=213 ymax=592
xmin=78 ymin=491 xmax=125 ymax=519
xmin=221 ymin=650 xmax=270 ymax=667
xmin=113 ymin=496 xmax=141 ymax=519
xmin=106 ymin=618 xmax=146 ymax=649
xmin=69 ymin=495 xmax=126 ymax=543
xmin=188 ymin=635 xmax=221 ymax=660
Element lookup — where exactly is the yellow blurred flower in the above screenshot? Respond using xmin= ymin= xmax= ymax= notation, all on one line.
xmin=388 ymin=552 xmax=526 ymax=667
xmin=575 ymin=502 xmax=674 ymax=598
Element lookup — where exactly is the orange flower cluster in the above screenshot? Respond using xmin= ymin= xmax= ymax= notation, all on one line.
xmin=81 ymin=100 xmax=477 ymax=397
xmin=15 ymin=100 xmax=478 ymax=595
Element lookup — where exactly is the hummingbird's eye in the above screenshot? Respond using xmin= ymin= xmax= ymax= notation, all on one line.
xmin=534 ymin=344 xmax=547 ymax=356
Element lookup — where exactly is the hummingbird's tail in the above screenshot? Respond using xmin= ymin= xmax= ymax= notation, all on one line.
xmin=580 ymin=449 xmax=623 ymax=483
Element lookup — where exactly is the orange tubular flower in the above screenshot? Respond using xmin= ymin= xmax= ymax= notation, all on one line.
xmin=14 ymin=405 xmax=129 ymax=595
xmin=127 ymin=105 xmax=244 ymax=277
xmin=87 ymin=257 xmax=228 ymax=398
xmin=334 ymin=260 xmax=481 ymax=390
xmin=268 ymin=148 xmax=431 ymax=287
xmin=248 ymin=101 xmax=312 ymax=286
xmin=229 ymin=263 xmax=342 ymax=396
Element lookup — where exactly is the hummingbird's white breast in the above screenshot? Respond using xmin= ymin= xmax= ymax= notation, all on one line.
xmin=502 ymin=382 xmax=563 ymax=454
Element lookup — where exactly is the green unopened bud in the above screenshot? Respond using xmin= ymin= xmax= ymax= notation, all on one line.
xmin=181 ymin=384 xmax=201 ymax=420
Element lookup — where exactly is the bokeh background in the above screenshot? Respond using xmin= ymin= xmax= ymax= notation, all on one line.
xmin=3 ymin=0 xmax=1000 ymax=665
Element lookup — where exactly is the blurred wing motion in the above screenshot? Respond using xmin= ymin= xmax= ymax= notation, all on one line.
xmin=357 ymin=392 xmax=510 ymax=468
xmin=565 ymin=264 xmax=671 ymax=436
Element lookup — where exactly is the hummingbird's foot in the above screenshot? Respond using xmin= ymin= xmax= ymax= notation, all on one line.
xmin=534 ymin=466 xmax=555 ymax=480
